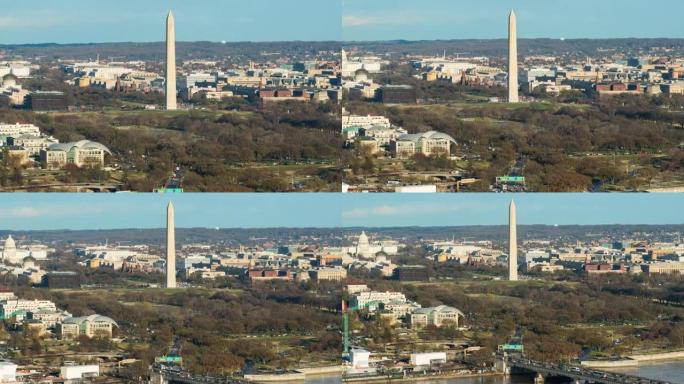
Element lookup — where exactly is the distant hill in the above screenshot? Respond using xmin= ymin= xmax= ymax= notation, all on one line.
xmin=0 ymin=41 xmax=341 ymax=61
xmin=343 ymin=38 xmax=684 ymax=58
xmin=1 ymin=224 xmax=682 ymax=247
xmin=3 ymin=38 xmax=683 ymax=61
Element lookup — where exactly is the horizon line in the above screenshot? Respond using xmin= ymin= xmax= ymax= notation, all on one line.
xmin=1 ymin=36 xmax=682 ymax=47
xmin=1 ymin=223 xmax=683 ymax=232
xmin=341 ymin=37 xmax=684 ymax=43
xmin=0 ymin=39 xmax=343 ymax=47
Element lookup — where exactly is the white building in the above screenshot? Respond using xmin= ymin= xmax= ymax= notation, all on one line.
xmin=1 ymin=236 xmax=50 ymax=264
xmin=347 ymin=284 xmax=370 ymax=295
xmin=342 ymin=114 xmax=391 ymax=130
xmin=40 ymin=140 xmax=111 ymax=169
xmin=59 ymin=314 xmax=118 ymax=339
xmin=341 ymin=50 xmax=382 ymax=78
xmin=0 ymin=123 xmax=40 ymax=139
xmin=0 ymin=361 xmax=17 ymax=383
xmin=0 ymin=62 xmax=31 ymax=78
xmin=410 ymin=352 xmax=447 ymax=366
xmin=0 ymin=299 xmax=56 ymax=319
xmin=410 ymin=305 xmax=464 ymax=329
xmin=355 ymin=231 xmax=373 ymax=259
xmin=60 ymin=364 xmax=99 ymax=380
xmin=350 ymin=348 xmax=370 ymax=369
xmin=351 ymin=291 xmax=407 ymax=310
xmin=178 ymin=73 xmax=217 ymax=89
xmin=7 ymin=134 xmax=59 ymax=156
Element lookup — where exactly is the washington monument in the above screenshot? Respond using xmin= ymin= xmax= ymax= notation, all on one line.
xmin=166 ymin=201 xmax=177 ymax=288
xmin=508 ymin=10 xmax=519 ymax=103
xmin=165 ymin=11 xmax=177 ymax=110
xmin=508 ymin=200 xmax=518 ymax=281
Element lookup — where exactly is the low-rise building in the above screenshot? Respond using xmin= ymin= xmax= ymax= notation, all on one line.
xmin=27 ymin=309 xmax=72 ymax=328
xmin=40 ymin=140 xmax=111 ymax=169
xmin=410 ymin=352 xmax=447 ymax=366
xmin=310 ymin=266 xmax=347 ymax=281
xmin=60 ymin=364 xmax=99 ymax=381
xmin=7 ymin=134 xmax=58 ymax=156
xmin=0 ymin=299 xmax=57 ymax=320
xmin=0 ymin=361 xmax=17 ymax=383
xmin=410 ymin=305 xmax=464 ymax=329
xmin=643 ymin=261 xmax=684 ymax=275
xmin=58 ymin=314 xmax=117 ymax=339
xmin=390 ymin=131 xmax=456 ymax=158
xmin=351 ymin=291 xmax=407 ymax=309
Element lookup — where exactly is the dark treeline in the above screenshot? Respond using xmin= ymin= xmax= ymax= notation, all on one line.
xmin=3 ymin=224 xmax=683 ymax=246
xmin=354 ymin=274 xmax=684 ymax=364
xmin=1 ymin=41 xmax=341 ymax=62
xmin=0 ymin=100 xmax=343 ymax=191
xmin=344 ymin=38 xmax=684 ymax=58
xmin=347 ymin=92 xmax=684 ymax=191
xmin=13 ymin=279 xmax=343 ymax=377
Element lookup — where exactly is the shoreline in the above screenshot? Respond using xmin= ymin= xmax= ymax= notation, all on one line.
xmin=342 ymin=372 xmax=503 ymax=383
xmin=245 ymin=368 xmax=502 ymax=383
xmin=581 ymin=351 xmax=684 ymax=368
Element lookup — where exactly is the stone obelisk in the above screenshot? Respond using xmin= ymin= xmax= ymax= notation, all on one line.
xmin=166 ymin=201 xmax=177 ymax=288
xmin=508 ymin=200 xmax=518 ymax=281
xmin=508 ymin=10 xmax=519 ymax=103
xmin=165 ymin=11 xmax=177 ymax=110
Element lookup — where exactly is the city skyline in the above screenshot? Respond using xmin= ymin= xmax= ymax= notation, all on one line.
xmin=1 ymin=194 xmax=684 ymax=231
xmin=342 ymin=0 xmax=684 ymax=41
xmin=0 ymin=0 xmax=342 ymax=44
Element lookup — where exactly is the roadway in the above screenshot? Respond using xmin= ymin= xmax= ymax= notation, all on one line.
xmin=153 ymin=365 xmax=247 ymax=384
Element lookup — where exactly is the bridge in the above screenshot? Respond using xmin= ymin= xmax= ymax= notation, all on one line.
xmin=150 ymin=365 xmax=247 ymax=384
xmin=503 ymin=355 xmax=672 ymax=384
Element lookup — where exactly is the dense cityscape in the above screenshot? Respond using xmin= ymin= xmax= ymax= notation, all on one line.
xmin=0 ymin=11 xmax=342 ymax=192
xmin=0 ymin=195 xmax=680 ymax=383
xmin=0 ymin=0 xmax=682 ymax=383
xmin=341 ymin=12 xmax=684 ymax=192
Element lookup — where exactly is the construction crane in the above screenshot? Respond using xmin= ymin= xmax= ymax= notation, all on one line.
xmin=342 ymin=299 xmax=381 ymax=360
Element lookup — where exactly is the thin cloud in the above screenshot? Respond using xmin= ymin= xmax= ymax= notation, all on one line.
xmin=0 ymin=205 xmax=105 ymax=220
xmin=342 ymin=203 xmax=463 ymax=220
xmin=342 ymin=15 xmax=379 ymax=27
xmin=343 ymin=11 xmax=451 ymax=28
xmin=8 ymin=207 xmax=42 ymax=218
xmin=0 ymin=16 xmax=64 ymax=29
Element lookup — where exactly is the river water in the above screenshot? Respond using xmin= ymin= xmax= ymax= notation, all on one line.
xmin=605 ymin=360 xmax=684 ymax=384
xmin=306 ymin=375 xmax=532 ymax=383
xmin=305 ymin=361 xmax=684 ymax=383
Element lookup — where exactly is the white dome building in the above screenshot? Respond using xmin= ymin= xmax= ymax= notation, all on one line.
xmin=42 ymin=140 xmax=111 ymax=169
xmin=356 ymin=231 xmax=373 ymax=259
xmin=2 ymin=235 xmax=18 ymax=265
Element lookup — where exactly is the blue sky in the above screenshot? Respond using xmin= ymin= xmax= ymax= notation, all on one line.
xmin=340 ymin=194 xmax=684 ymax=227
xmin=0 ymin=0 xmax=342 ymax=44
xmin=0 ymin=194 xmax=343 ymax=231
xmin=0 ymin=194 xmax=682 ymax=231
xmin=342 ymin=0 xmax=684 ymax=41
